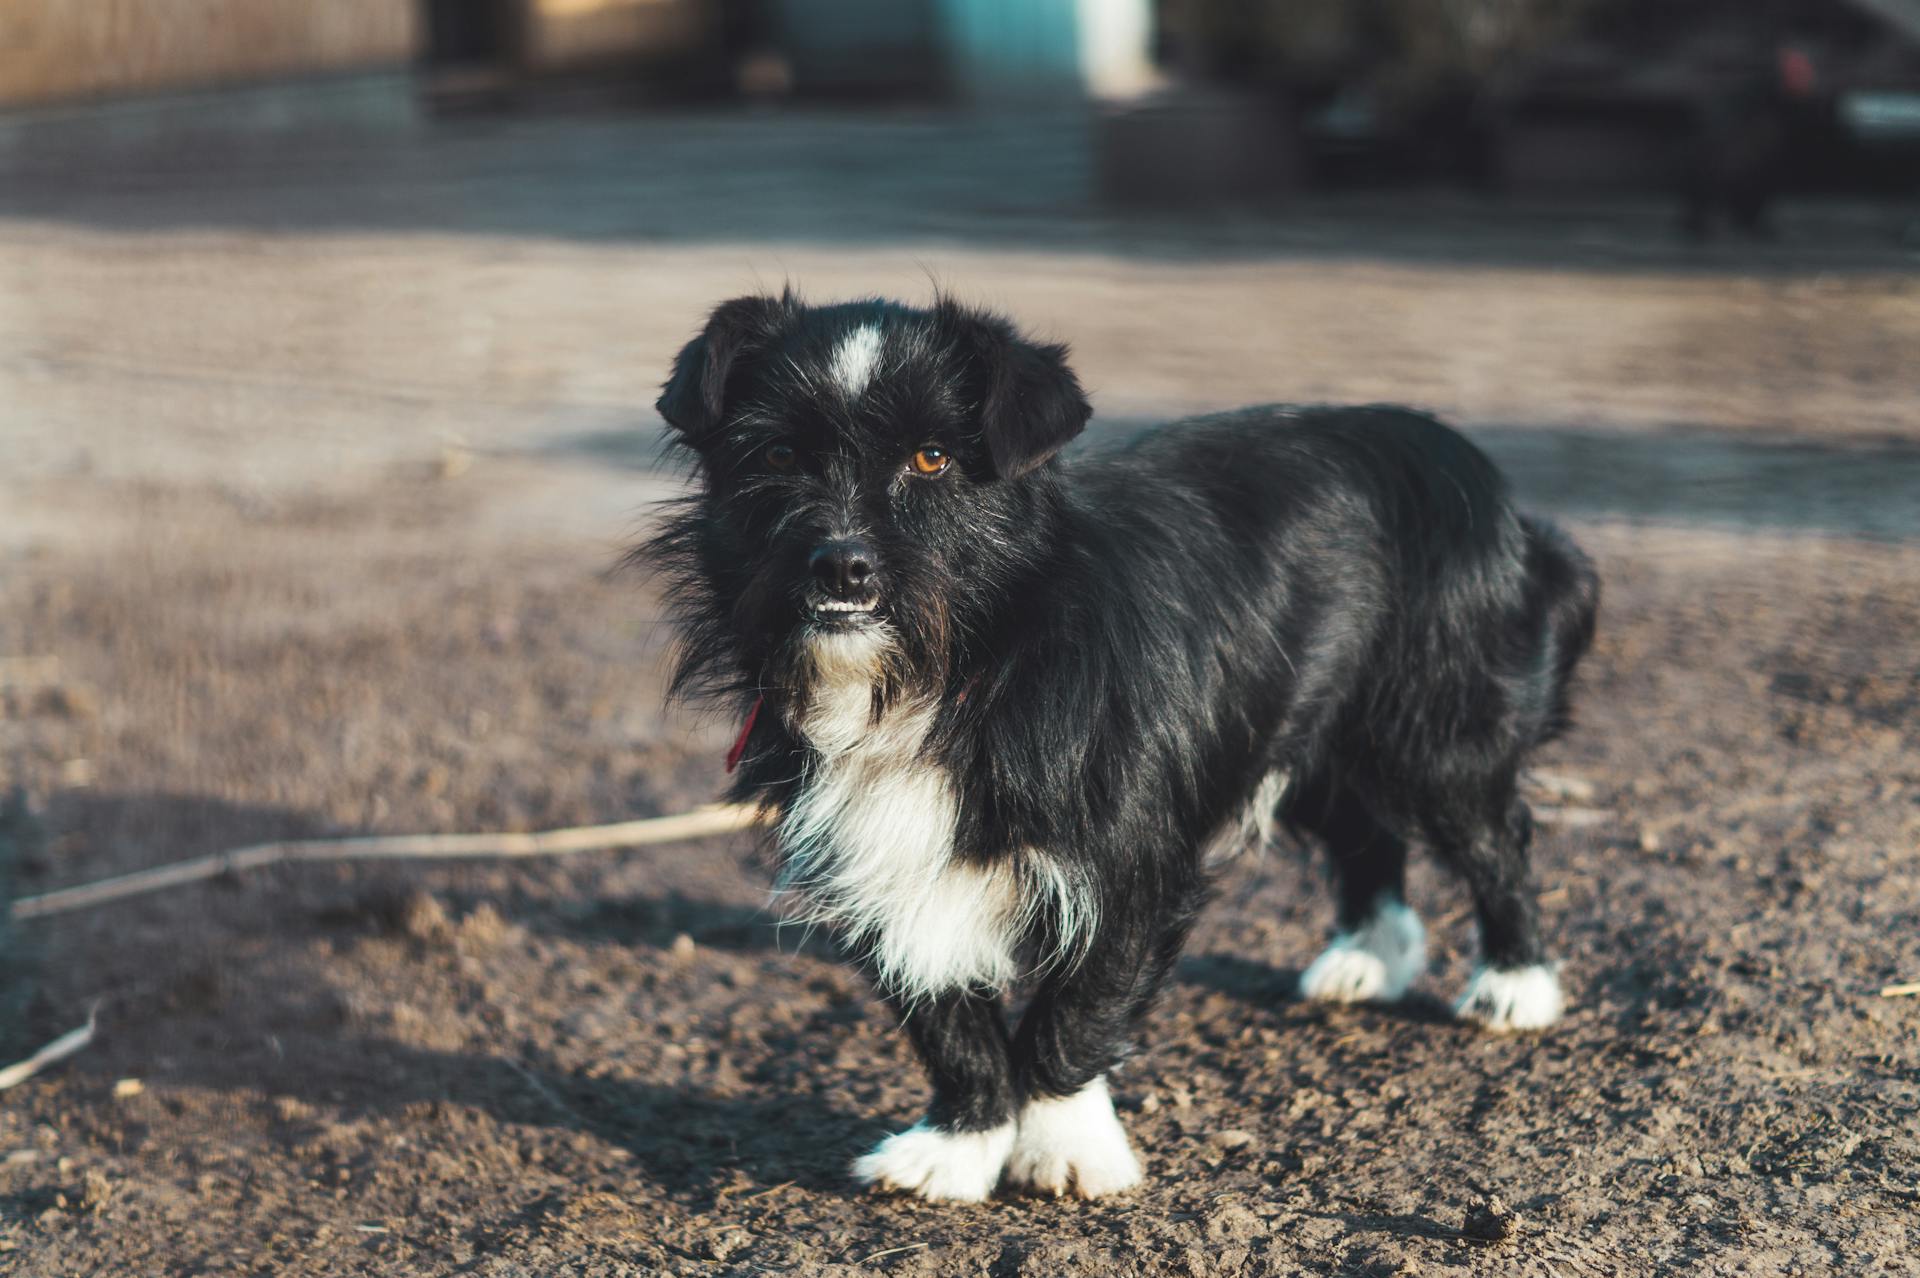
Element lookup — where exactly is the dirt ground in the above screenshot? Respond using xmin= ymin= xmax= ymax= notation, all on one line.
xmin=1 ymin=108 xmax=1917 ymax=1276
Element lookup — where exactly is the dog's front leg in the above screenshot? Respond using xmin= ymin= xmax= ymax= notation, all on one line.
xmin=852 ymin=986 xmax=1019 ymax=1202
xmin=1002 ymin=934 xmax=1175 ymax=1198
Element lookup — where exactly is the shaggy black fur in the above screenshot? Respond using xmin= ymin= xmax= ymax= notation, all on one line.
xmin=643 ymin=291 xmax=1598 ymax=1165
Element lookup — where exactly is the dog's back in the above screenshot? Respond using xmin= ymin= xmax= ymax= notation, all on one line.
xmin=1073 ymin=404 xmax=1596 ymax=764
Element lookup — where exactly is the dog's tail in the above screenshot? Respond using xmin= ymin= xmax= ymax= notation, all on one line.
xmin=1522 ymin=515 xmax=1600 ymax=744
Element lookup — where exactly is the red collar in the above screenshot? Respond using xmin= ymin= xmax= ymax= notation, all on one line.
xmin=725 ymin=697 xmax=762 ymax=773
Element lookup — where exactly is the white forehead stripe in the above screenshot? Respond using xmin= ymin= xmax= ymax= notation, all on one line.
xmin=831 ymin=324 xmax=884 ymax=398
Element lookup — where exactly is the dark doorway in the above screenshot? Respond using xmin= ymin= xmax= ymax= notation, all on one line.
xmin=423 ymin=0 xmax=518 ymax=68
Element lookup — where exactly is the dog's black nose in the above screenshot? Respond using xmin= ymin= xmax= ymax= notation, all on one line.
xmin=809 ymin=540 xmax=876 ymax=599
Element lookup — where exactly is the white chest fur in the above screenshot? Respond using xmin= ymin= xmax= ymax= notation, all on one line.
xmin=776 ymin=632 xmax=1025 ymax=1000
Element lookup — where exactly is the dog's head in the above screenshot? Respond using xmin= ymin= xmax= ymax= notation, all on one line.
xmin=647 ymin=292 xmax=1090 ymax=711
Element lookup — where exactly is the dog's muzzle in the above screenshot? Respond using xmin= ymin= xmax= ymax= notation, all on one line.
xmin=807 ymin=538 xmax=880 ymax=621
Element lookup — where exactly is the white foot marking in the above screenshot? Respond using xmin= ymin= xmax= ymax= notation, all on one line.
xmin=1005 ymin=1077 xmax=1143 ymax=1199
xmin=1298 ymin=900 xmax=1426 ymax=1003
xmin=851 ymin=1120 xmax=1015 ymax=1202
xmin=1455 ymin=963 xmax=1564 ymax=1031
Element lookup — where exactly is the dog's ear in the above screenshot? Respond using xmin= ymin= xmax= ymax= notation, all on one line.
xmin=981 ymin=335 xmax=1092 ymax=479
xmin=941 ymin=303 xmax=1092 ymax=480
xmin=657 ymin=293 xmax=792 ymax=441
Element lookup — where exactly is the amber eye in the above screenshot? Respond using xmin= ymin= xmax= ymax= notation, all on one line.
xmin=910 ymin=446 xmax=951 ymax=477
xmin=764 ymin=443 xmax=797 ymax=471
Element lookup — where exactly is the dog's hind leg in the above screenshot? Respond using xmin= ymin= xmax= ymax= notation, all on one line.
xmin=1424 ymin=783 xmax=1564 ymax=1032
xmin=1289 ymin=775 xmax=1426 ymax=1004
xmin=852 ymin=988 xmax=1019 ymax=1202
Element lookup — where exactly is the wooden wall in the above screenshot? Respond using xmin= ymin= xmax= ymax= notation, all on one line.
xmin=0 ymin=0 xmax=419 ymax=107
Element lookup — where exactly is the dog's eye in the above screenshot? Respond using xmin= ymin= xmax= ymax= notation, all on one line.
xmin=909 ymin=446 xmax=951 ymax=477
xmin=764 ymin=443 xmax=797 ymax=471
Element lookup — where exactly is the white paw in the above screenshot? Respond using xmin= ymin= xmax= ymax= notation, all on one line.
xmin=1456 ymin=964 xmax=1564 ymax=1032
xmin=1298 ymin=900 xmax=1426 ymax=1003
xmin=1005 ymin=1078 xmax=1143 ymax=1199
xmin=851 ymin=1120 xmax=1015 ymax=1202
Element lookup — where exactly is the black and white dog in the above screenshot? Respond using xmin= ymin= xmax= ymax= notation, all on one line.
xmin=645 ymin=292 xmax=1598 ymax=1202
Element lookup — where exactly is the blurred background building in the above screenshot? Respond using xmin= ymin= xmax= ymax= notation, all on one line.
xmin=0 ymin=0 xmax=1156 ymax=107
xmin=3 ymin=0 xmax=1916 ymax=212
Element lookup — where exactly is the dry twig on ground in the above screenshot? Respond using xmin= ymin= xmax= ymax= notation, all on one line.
xmin=0 ymin=1009 xmax=97 ymax=1091
xmin=12 ymin=804 xmax=764 ymax=921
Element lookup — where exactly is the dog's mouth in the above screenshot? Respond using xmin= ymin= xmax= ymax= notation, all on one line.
xmin=805 ymin=595 xmax=882 ymax=627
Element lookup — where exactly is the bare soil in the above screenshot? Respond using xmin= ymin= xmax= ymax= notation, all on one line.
xmin=1 ymin=109 xmax=1916 ymax=1276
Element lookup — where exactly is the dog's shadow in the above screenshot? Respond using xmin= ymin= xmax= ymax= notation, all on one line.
xmin=26 ymin=789 xmax=870 ymax=1204
xmin=1177 ymin=953 xmax=1458 ymax=1027
xmin=54 ymin=942 xmax=866 ymax=1204
xmin=101 ymin=1033 xmax=865 ymax=1201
